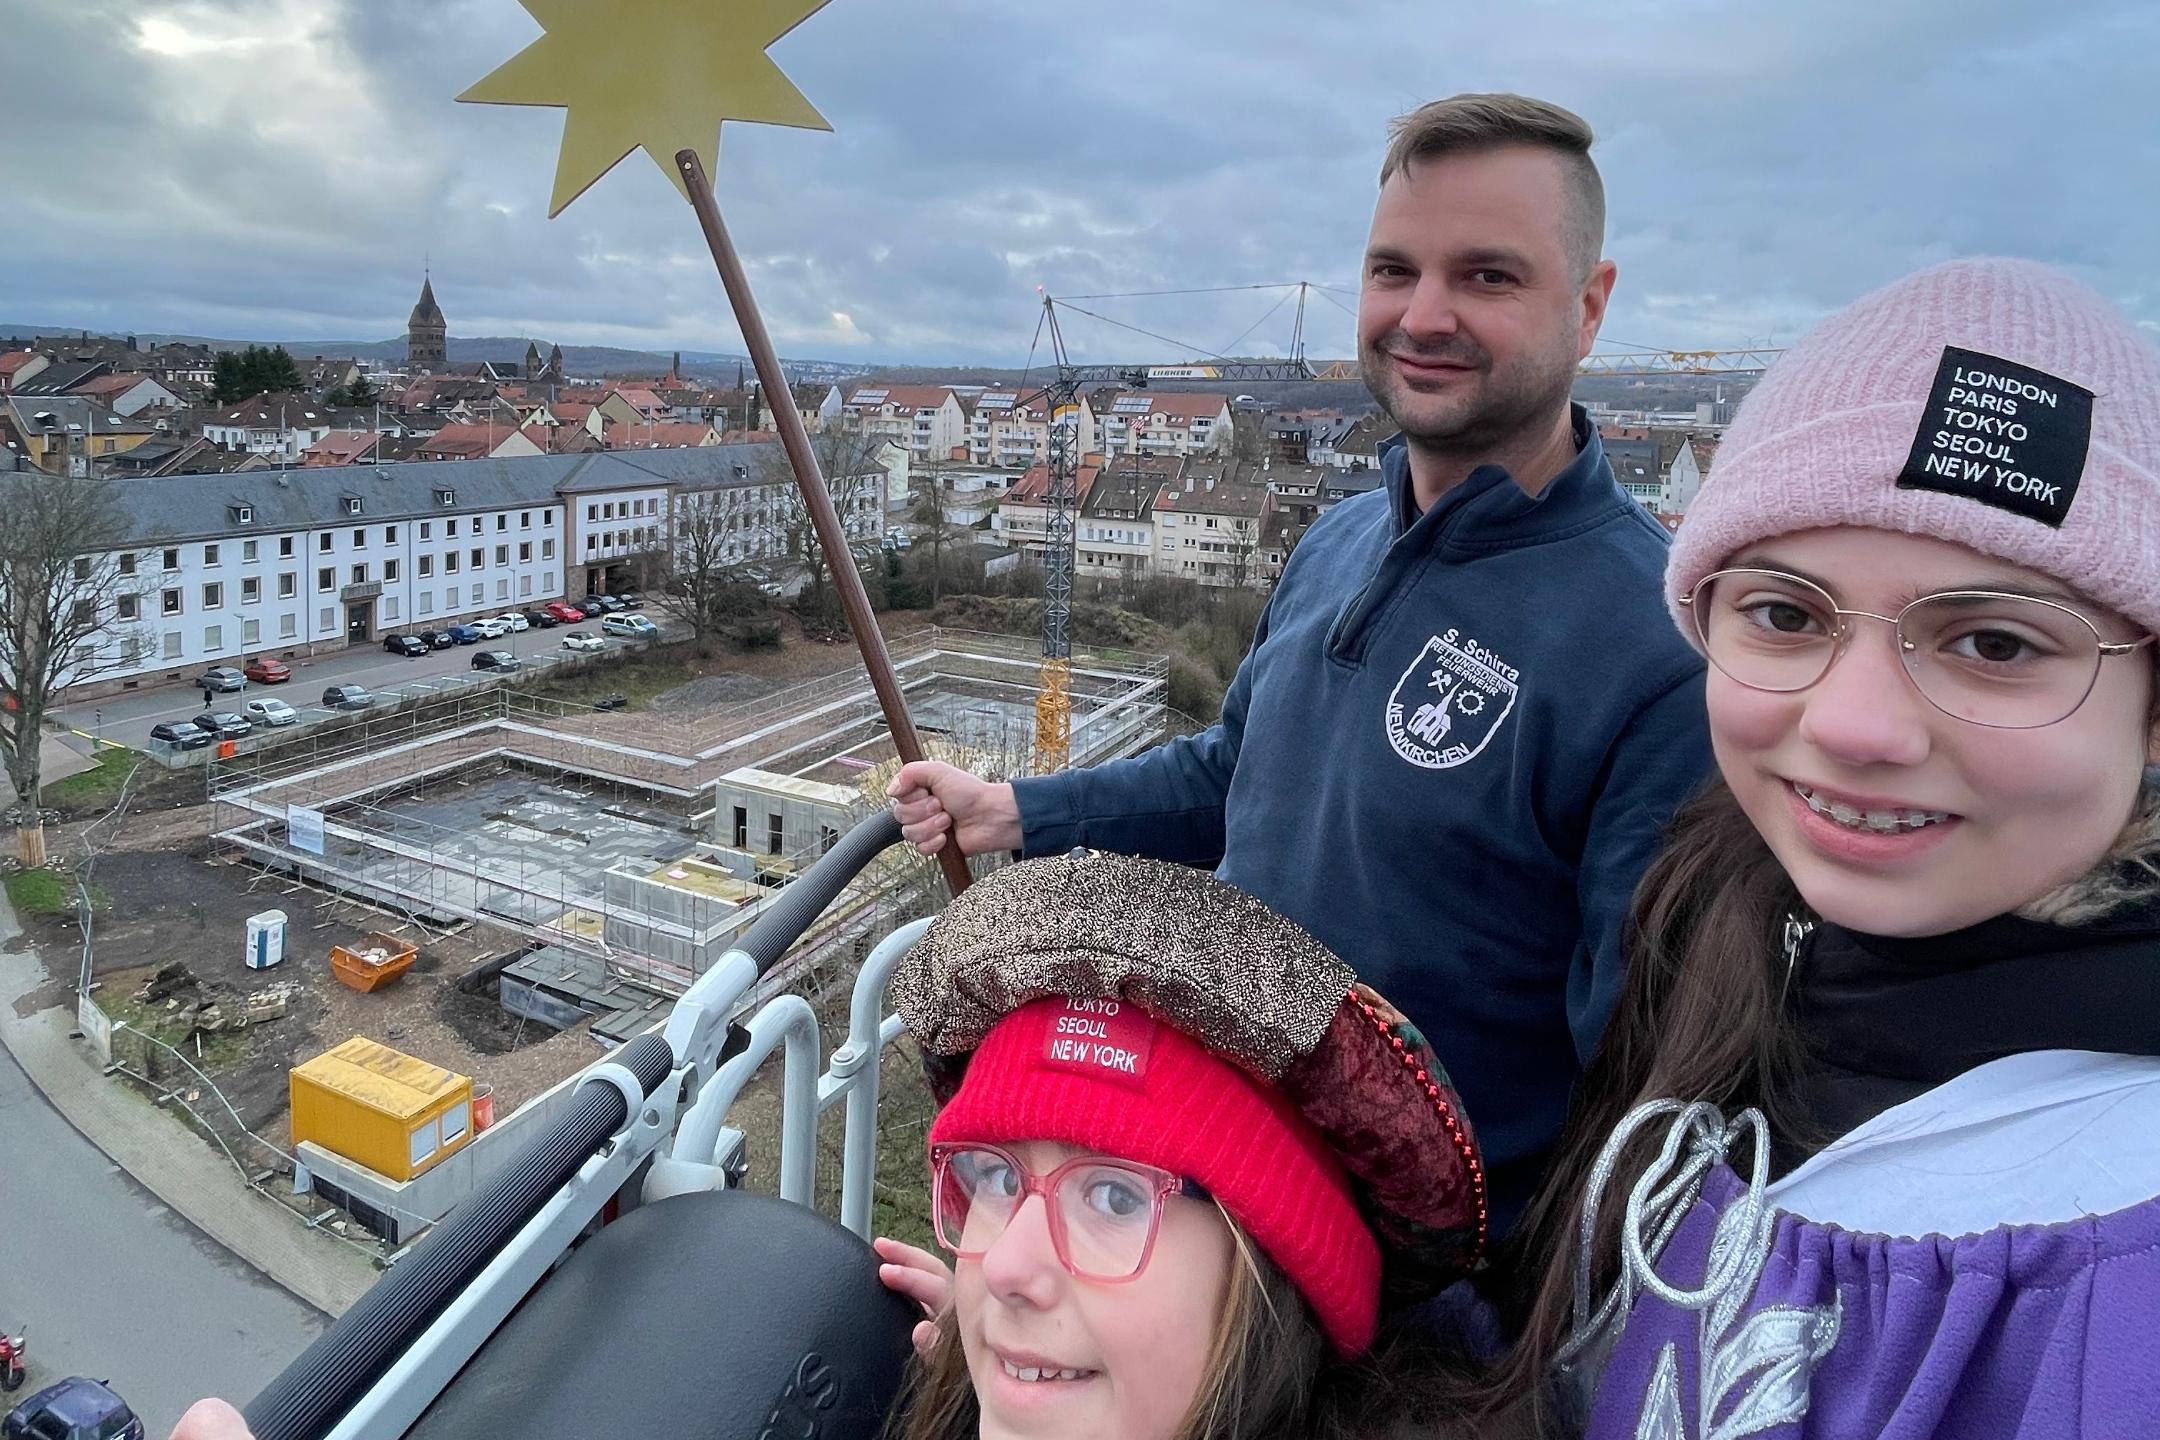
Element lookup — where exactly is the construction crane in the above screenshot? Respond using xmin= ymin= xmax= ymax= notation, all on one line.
xmin=1023 ymin=289 xmax=1322 ymax=770
xmin=1018 ymin=285 xmax=1781 ymax=768
xmin=1576 ymin=346 xmax=1784 ymax=378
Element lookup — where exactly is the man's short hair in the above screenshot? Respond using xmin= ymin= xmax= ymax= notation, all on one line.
xmin=1379 ymin=93 xmax=1605 ymax=283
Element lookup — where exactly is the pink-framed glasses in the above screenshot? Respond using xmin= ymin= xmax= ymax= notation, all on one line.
xmin=929 ymin=1142 xmax=1207 ymax=1283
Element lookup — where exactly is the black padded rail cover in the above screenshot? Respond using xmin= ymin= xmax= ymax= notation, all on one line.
xmin=733 ymin=812 xmax=902 ymax=974
xmin=405 ymin=1190 xmax=918 ymax=1440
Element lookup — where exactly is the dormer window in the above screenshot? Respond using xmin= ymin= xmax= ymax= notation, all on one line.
xmin=437 ymin=488 xmax=456 ymax=507
xmin=344 ymin=497 xmax=364 ymax=515
xmin=232 ymin=505 xmax=254 ymax=524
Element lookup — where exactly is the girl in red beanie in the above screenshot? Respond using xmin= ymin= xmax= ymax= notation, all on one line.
xmin=870 ymin=848 xmax=1507 ymax=1440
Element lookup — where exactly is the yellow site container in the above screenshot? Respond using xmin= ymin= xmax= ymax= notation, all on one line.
xmin=290 ymin=1037 xmax=475 ymax=1182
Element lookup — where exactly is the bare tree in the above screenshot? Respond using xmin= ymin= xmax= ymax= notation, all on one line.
xmin=653 ymin=488 xmax=734 ymax=650
xmin=0 ymin=478 xmax=148 ymax=866
xmin=762 ymin=428 xmax=891 ymax=631
xmin=908 ymin=450 xmax=956 ymax=606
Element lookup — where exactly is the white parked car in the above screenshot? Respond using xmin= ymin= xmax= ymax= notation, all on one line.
xmin=470 ymin=617 xmax=509 ymax=639
xmin=562 ymin=632 xmax=606 ymax=653
xmin=243 ymin=697 xmax=300 ymax=727
xmin=601 ymin=614 xmax=659 ymax=638
xmin=493 ymin=612 xmax=530 ymax=633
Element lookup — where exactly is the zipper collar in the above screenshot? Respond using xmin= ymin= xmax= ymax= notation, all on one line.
xmin=1379 ymin=405 xmax=1620 ymax=547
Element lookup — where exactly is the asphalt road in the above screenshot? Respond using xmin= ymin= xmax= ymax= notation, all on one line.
xmin=0 ymin=1043 xmax=324 ymax=1436
xmin=51 ymin=613 xmax=654 ymax=751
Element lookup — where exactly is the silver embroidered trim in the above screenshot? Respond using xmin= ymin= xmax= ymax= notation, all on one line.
xmin=1559 ymin=1100 xmax=1841 ymax=1439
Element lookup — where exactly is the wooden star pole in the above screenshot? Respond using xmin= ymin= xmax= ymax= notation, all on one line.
xmin=674 ymin=149 xmax=971 ymax=897
xmin=458 ymin=0 xmax=967 ymax=895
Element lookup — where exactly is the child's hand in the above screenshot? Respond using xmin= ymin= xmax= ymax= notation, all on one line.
xmin=874 ymin=1235 xmax=954 ymax=1357
xmin=170 ymin=1400 xmax=254 ymax=1440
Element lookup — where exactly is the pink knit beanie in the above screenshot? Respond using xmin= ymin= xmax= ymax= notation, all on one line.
xmin=1667 ymin=258 xmax=2160 ymax=636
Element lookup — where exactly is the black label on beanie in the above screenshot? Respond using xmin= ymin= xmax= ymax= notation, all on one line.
xmin=1896 ymin=346 xmax=2093 ymax=527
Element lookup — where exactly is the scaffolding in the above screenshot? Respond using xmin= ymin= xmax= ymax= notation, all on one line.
xmin=207 ymin=628 xmax=1168 ymax=1005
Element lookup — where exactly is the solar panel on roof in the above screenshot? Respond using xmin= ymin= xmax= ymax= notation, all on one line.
xmin=1111 ymin=397 xmax=1152 ymax=414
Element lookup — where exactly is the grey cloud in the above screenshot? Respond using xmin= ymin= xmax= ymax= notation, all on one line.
xmin=3 ymin=0 xmax=2154 ymax=365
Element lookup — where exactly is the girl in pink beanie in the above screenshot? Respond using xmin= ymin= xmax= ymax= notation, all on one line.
xmin=1493 ymin=258 xmax=2160 ymax=1439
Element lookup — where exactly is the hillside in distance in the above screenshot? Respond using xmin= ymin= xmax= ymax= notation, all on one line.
xmin=0 ymin=324 xmax=871 ymax=383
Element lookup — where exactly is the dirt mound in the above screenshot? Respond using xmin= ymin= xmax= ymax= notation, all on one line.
xmin=647 ymin=672 xmax=779 ymax=716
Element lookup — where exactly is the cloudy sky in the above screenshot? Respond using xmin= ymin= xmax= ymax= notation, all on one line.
xmin=4 ymin=0 xmax=2154 ymax=367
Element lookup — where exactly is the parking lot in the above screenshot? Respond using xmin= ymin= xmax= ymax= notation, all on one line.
xmin=52 ymin=607 xmax=670 ymax=752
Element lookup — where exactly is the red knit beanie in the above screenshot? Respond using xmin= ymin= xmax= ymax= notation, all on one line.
xmin=928 ymin=995 xmax=1382 ymax=1356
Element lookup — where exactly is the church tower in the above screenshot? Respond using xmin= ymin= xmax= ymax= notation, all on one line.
xmin=407 ymin=274 xmax=447 ymax=369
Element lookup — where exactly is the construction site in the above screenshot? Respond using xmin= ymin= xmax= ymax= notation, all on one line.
xmin=56 ymin=626 xmax=1167 ymax=1250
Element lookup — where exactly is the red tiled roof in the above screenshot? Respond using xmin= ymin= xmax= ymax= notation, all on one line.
xmin=1097 ymin=390 xmax=1232 ymax=426
xmin=302 ymin=429 xmax=382 ymax=466
xmin=63 ymin=373 xmax=143 ymax=401
xmin=1007 ymin=457 xmax=1103 ymax=505
xmin=415 ymin=422 xmax=517 ymax=458
xmin=609 ymin=386 xmax=666 ymax=414
xmin=846 ymin=383 xmax=956 ymax=412
xmin=0 ymin=352 xmax=38 ymax=377
xmin=609 ymin=421 xmax=713 ymax=449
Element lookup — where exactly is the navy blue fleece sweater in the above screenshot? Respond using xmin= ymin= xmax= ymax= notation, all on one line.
xmin=1012 ymin=411 xmax=1712 ymax=1230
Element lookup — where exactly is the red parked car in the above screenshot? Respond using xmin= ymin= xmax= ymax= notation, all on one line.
xmin=542 ymin=599 xmax=587 ymax=623
xmin=243 ymin=657 xmax=291 ymax=684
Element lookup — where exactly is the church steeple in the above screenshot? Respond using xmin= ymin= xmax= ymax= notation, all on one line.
xmin=407 ymin=273 xmax=447 ymax=370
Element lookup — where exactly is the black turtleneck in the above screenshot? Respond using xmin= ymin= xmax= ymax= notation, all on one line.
xmin=1786 ymin=894 xmax=2160 ymax=1167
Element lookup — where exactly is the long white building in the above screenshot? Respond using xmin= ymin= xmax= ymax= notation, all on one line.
xmin=18 ymin=443 xmax=879 ymax=699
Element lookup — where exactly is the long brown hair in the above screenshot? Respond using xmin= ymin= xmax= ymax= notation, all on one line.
xmin=889 ymin=1203 xmax=1513 ymax=1440
xmin=1487 ymin=759 xmax=2160 ymax=1431
xmin=1479 ymin=779 xmax=1811 ymax=1429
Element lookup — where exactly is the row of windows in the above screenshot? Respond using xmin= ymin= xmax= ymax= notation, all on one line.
xmin=415 ymin=540 xmax=555 ymax=577
xmin=148 ymin=541 xmax=563 ymax=616
xmin=585 ymin=497 xmax=660 ymax=521
xmin=132 ymin=571 xmax=564 ymax=665
xmin=149 ymin=510 xmax=561 ymax=571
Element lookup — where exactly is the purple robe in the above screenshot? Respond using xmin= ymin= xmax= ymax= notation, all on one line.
xmin=1577 ymin=1162 xmax=2160 ymax=1439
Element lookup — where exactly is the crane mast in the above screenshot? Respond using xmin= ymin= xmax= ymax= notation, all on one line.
xmin=1029 ymin=292 xmax=1320 ymax=771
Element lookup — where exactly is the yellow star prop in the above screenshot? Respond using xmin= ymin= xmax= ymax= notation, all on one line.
xmin=460 ymin=0 xmax=833 ymax=218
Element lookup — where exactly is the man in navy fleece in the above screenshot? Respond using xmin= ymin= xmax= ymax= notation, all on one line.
xmin=888 ymin=94 xmax=1711 ymax=1232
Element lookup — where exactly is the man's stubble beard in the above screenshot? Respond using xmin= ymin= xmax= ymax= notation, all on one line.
xmin=1361 ymin=330 xmax=1579 ymax=459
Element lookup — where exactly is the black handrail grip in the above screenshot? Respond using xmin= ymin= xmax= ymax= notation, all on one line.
xmin=730 ymin=811 xmax=904 ymax=976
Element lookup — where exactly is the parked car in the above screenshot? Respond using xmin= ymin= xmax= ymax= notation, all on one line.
xmin=418 ymin=628 xmax=458 ymax=649
xmin=446 ymin=623 xmax=483 ymax=645
xmin=149 ymin=721 xmax=212 ymax=750
xmin=562 ymin=632 xmax=606 ymax=653
xmin=613 ymin=591 xmax=646 ymax=609
xmin=602 ymin=613 xmax=659 ymax=638
xmin=383 ymin=633 xmax=428 ymax=657
xmin=493 ymin=612 xmax=530 ymax=633
xmin=471 ymin=649 xmax=523 ymax=672
xmin=199 ymin=666 xmax=245 ymax=694
xmin=543 ymin=600 xmax=586 ymax=623
xmin=469 ymin=617 xmax=508 ymax=640
xmin=577 ymin=599 xmax=612 ymax=619
xmin=522 ymin=608 xmax=559 ymax=629
xmin=3 ymin=1376 xmax=147 ymax=1440
xmin=243 ymin=697 xmax=299 ymax=727
xmin=191 ymin=710 xmax=252 ymax=739
xmin=322 ymin=684 xmax=374 ymax=710
xmin=584 ymin=594 xmax=627 ymax=614
xmin=242 ymin=657 xmax=291 ymax=684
